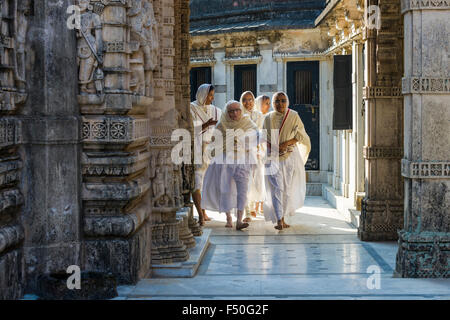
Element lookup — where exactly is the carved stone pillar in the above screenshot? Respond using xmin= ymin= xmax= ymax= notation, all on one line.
xmin=395 ymin=0 xmax=450 ymax=277
xmin=359 ymin=0 xmax=404 ymax=241
xmin=79 ymin=0 xmax=153 ymax=284
xmin=352 ymin=41 xmax=365 ymax=209
xmin=0 ymin=0 xmax=29 ymax=299
xmin=149 ymin=0 xmax=189 ymax=266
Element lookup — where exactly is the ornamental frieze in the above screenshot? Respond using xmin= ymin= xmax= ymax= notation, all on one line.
xmin=82 ymin=117 xmax=149 ymax=144
xmin=401 ymin=0 xmax=450 ymax=13
xmin=402 ymin=159 xmax=450 ymax=179
xmin=402 ymin=77 xmax=450 ymax=94
xmin=363 ymin=147 xmax=403 ymax=159
xmin=363 ymin=86 xmax=403 ymax=99
xmin=0 ymin=118 xmax=21 ymax=149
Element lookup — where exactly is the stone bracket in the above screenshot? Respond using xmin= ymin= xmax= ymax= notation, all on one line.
xmin=402 ymin=77 xmax=450 ymax=94
xmin=401 ymin=159 xmax=450 ymax=179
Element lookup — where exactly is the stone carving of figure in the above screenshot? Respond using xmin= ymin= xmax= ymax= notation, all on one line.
xmin=173 ymin=164 xmax=183 ymax=207
xmin=128 ymin=0 xmax=158 ymax=96
xmin=149 ymin=151 xmax=157 ymax=178
xmin=14 ymin=0 xmax=31 ymax=91
xmin=77 ymin=0 xmax=103 ymax=94
xmin=152 ymin=166 xmax=166 ymax=207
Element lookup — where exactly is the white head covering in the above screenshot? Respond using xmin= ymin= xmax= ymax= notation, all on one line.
xmin=272 ymin=91 xmax=290 ymax=116
xmin=239 ymin=91 xmax=256 ymax=113
xmin=194 ymin=84 xmax=213 ymax=106
xmin=255 ymin=95 xmax=271 ymax=114
xmin=218 ymin=100 xmax=256 ymax=131
xmin=215 ymin=100 xmax=258 ymax=155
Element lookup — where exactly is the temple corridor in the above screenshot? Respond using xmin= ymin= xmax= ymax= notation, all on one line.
xmin=111 ymin=197 xmax=450 ymax=300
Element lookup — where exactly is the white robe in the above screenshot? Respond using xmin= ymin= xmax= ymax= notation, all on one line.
xmin=190 ymin=101 xmax=222 ymax=191
xmin=262 ymin=109 xmax=310 ymax=223
xmin=244 ymin=109 xmax=266 ymax=203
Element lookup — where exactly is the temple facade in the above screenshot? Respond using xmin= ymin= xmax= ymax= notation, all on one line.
xmin=0 ymin=0 xmax=448 ymax=299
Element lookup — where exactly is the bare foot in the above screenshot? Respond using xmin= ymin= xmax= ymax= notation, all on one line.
xmin=274 ymin=220 xmax=283 ymax=230
xmin=281 ymin=218 xmax=290 ymax=228
xmin=203 ymin=212 xmax=212 ymax=221
xmin=198 ymin=218 xmax=205 ymax=226
xmin=236 ymin=222 xmax=249 ymax=230
xmin=243 ymin=217 xmax=252 ymax=223
xmin=250 ymin=211 xmax=257 ymax=218
xmin=225 ymin=216 xmax=233 ymax=228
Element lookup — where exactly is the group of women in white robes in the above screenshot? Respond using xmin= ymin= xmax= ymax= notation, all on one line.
xmin=192 ymin=85 xmax=311 ymax=231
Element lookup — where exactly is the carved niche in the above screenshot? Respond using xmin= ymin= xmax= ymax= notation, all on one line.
xmin=0 ymin=0 xmax=31 ymax=112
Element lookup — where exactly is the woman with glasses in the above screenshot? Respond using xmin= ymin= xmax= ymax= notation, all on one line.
xmin=201 ymin=100 xmax=262 ymax=230
xmin=263 ymin=92 xmax=311 ymax=230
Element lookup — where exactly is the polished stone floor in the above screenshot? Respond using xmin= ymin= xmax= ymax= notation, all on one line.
xmin=117 ymin=197 xmax=450 ymax=300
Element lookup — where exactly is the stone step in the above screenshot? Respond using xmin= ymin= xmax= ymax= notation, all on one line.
xmin=306 ymin=183 xmax=322 ymax=196
xmin=151 ymin=228 xmax=211 ymax=278
xmin=349 ymin=209 xmax=361 ymax=229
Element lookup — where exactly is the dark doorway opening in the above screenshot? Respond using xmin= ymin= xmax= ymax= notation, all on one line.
xmin=190 ymin=66 xmax=212 ymax=102
xmin=287 ymin=61 xmax=320 ymax=170
xmin=234 ymin=64 xmax=257 ymax=100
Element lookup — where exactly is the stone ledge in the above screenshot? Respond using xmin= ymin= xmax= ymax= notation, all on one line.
xmin=322 ymin=183 xmax=354 ymax=221
xmin=83 ymin=197 xmax=151 ymax=238
xmin=349 ymin=209 xmax=361 ymax=229
xmin=82 ymin=175 xmax=150 ymax=201
xmin=151 ymin=228 xmax=211 ymax=278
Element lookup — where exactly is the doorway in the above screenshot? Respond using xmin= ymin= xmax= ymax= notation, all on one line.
xmin=234 ymin=64 xmax=257 ymax=100
xmin=287 ymin=61 xmax=320 ymax=170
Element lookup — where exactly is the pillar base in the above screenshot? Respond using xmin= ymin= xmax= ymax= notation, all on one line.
xmin=395 ymin=230 xmax=450 ymax=278
xmin=358 ymin=198 xmax=403 ymax=241
xmin=0 ymin=249 xmax=24 ymax=299
xmin=177 ymin=209 xmax=196 ymax=249
xmin=83 ymin=220 xmax=152 ymax=285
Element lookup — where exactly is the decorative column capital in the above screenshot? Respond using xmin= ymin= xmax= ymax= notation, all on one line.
xmin=401 ymin=0 xmax=450 ymax=14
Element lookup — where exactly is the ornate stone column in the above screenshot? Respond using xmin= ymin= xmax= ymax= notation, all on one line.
xmin=395 ymin=0 xmax=450 ymax=277
xmin=149 ymin=0 xmax=189 ymax=266
xmin=16 ymin=0 xmax=84 ymax=293
xmin=352 ymin=41 xmax=366 ymax=209
xmin=0 ymin=0 xmax=30 ymax=298
xmin=79 ymin=0 xmax=153 ymax=284
xmin=359 ymin=0 xmax=404 ymax=240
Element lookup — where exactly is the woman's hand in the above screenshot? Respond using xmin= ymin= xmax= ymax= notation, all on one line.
xmin=202 ymin=118 xmax=218 ymax=131
xmin=279 ymin=141 xmax=289 ymax=154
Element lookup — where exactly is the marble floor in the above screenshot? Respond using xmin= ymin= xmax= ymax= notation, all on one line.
xmin=117 ymin=197 xmax=450 ymax=300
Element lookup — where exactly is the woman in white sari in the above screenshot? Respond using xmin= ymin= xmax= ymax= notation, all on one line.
xmin=201 ymin=100 xmax=261 ymax=230
xmin=190 ymin=84 xmax=222 ymax=225
xmin=263 ymin=92 xmax=311 ymax=230
xmin=239 ymin=92 xmax=265 ymax=221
